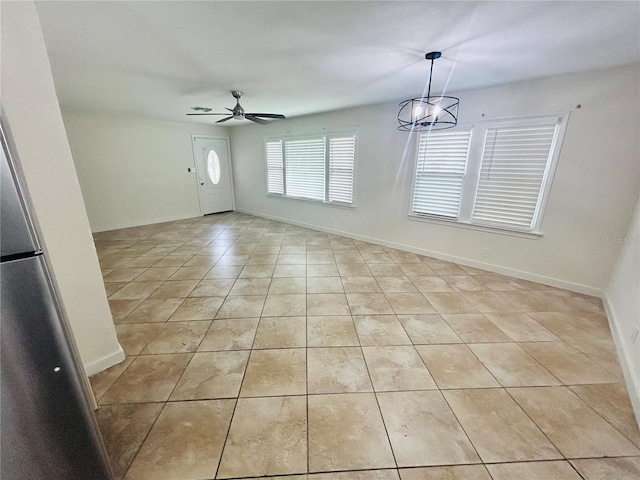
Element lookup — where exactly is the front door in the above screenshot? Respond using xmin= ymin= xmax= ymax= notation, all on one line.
xmin=192 ymin=136 xmax=234 ymax=215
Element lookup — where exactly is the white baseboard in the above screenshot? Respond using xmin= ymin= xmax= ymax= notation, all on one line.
xmin=602 ymin=294 xmax=640 ymax=428
xmin=91 ymin=212 xmax=201 ymax=233
xmin=83 ymin=345 xmax=126 ymax=376
xmin=237 ymin=208 xmax=602 ymax=297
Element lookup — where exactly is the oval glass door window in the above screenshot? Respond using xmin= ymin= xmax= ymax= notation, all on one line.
xmin=207 ymin=150 xmax=221 ymax=185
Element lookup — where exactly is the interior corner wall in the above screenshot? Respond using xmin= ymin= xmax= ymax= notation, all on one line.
xmin=62 ymin=112 xmax=229 ymax=232
xmin=1 ymin=1 xmax=123 ymax=375
xmin=604 ymin=197 xmax=640 ymax=420
xmin=230 ymin=64 xmax=640 ymax=293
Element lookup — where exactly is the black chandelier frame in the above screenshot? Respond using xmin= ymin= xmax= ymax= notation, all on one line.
xmin=397 ymin=51 xmax=459 ymax=132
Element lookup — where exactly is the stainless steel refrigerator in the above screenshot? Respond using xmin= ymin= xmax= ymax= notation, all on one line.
xmin=0 ymin=114 xmax=113 ymax=478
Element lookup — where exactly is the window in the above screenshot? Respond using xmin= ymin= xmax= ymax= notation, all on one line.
xmin=412 ymin=130 xmax=471 ymax=218
xmin=206 ymin=150 xmax=221 ymax=185
xmin=411 ymin=114 xmax=568 ymax=234
xmin=266 ymin=132 xmax=356 ymax=205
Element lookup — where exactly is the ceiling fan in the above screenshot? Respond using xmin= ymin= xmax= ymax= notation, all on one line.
xmin=187 ymin=91 xmax=286 ymax=125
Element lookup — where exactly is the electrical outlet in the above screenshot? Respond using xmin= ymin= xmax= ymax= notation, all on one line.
xmin=481 ymin=248 xmax=490 ymax=258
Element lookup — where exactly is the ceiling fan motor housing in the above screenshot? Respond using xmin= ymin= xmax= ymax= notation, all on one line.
xmin=231 ymin=91 xmax=245 ymax=118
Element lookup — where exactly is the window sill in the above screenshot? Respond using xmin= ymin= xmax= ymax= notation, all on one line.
xmin=267 ymin=193 xmax=356 ymax=210
xmin=408 ymin=213 xmax=542 ymax=239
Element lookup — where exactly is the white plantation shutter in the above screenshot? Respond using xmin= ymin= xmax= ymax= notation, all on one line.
xmin=284 ymin=137 xmax=326 ymax=201
xmin=472 ymin=122 xmax=559 ymax=230
xmin=412 ymin=130 xmax=471 ymax=218
xmin=265 ymin=140 xmax=283 ymax=194
xmin=328 ymin=135 xmax=355 ymax=203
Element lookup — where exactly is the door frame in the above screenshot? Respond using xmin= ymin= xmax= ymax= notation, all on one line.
xmin=191 ymin=135 xmax=236 ymax=215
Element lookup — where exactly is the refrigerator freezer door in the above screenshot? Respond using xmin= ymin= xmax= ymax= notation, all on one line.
xmin=0 ymin=134 xmax=38 ymax=258
xmin=1 ymin=256 xmax=112 ymax=479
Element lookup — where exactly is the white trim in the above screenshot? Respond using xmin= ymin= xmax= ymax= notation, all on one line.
xmin=83 ymin=344 xmax=125 ymax=377
xmin=90 ymin=212 xmax=200 ymax=233
xmin=408 ymin=213 xmax=542 ymax=239
xmin=269 ymin=128 xmax=360 ymax=141
xmin=602 ymin=294 xmax=640 ymax=429
xmin=530 ymin=113 xmax=570 ymax=231
xmin=191 ymin=134 xmax=206 ymax=213
xmin=266 ymin=193 xmax=356 ymax=210
xmin=236 ymin=207 xmax=602 ymax=297
xmin=462 ymin=111 xmax=572 ymax=128
xmin=225 ymin=136 xmax=237 ymax=211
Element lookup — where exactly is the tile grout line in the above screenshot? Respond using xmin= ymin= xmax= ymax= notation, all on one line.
xmin=394 ymin=317 xmax=442 ymax=392
xmin=437 ymin=388 xmax=487 ymax=467
xmin=213 ymin=232 xmax=264 ymax=480
xmin=121 ymin=398 xmax=170 ymax=479
xmin=502 ymin=383 xmax=638 ymax=465
xmin=353 ymin=313 xmax=400 ymax=471
xmin=500 ymin=385 xmax=569 ymax=463
xmin=305 ymin=307 xmax=310 ymax=475
xmin=211 ymin=385 xmax=244 ymax=479
xmin=93 ymin=354 xmax=137 ymax=405
xmin=553 ymin=385 xmax=640 ymax=453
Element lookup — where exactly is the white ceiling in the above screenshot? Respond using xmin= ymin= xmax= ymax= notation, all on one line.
xmin=35 ymin=1 xmax=639 ymax=126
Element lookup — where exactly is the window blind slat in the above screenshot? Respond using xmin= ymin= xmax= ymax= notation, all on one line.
xmin=412 ymin=130 xmax=471 ymax=218
xmin=285 ymin=138 xmax=326 ymax=201
xmin=472 ymin=122 xmax=558 ymax=230
xmin=265 ymin=140 xmax=283 ymax=195
xmin=329 ymin=135 xmax=355 ymax=203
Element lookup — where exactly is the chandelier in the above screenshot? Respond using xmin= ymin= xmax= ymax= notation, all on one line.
xmin=397 ymin=51 xmax=459 ymax=132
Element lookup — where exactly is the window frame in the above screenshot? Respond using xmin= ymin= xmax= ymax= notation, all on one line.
xmin=409 ymin=113 xmax=570 ymax=237
xmin=265 ymin=129 xmax=357 ymax=208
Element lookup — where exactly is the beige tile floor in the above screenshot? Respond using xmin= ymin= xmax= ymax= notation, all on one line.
xmin=90 ymin=212 xmax=640 ymax=480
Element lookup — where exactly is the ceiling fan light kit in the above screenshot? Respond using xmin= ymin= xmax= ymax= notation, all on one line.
xmin=186 ymin=91 xmax=286 ymax=125
xmin=397 ymin=51 xmax=459 ymax=132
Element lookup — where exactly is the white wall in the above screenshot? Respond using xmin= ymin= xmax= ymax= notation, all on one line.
xmin=605 ymin=198 xmax=640 ymax=419
xmin=230 ymin=64 xmax=640 ymax=293
xmin=1 ymin=1 xmax=122 ymax=375
xmin=63 ymin=112 xmax=228 ymax=232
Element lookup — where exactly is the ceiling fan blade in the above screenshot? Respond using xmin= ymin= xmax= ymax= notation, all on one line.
xmin=246 ymin=113 xmax=286 ymax=119
xmin=245 ymin=115 xmax=270 ymax=125
xmin=215 ymin=116 xmax=234 ymax=123
xmin=225 ymin=107 xmax=234 ymax=113
xmin=186 ymin=113 xmax=231 ymax=116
